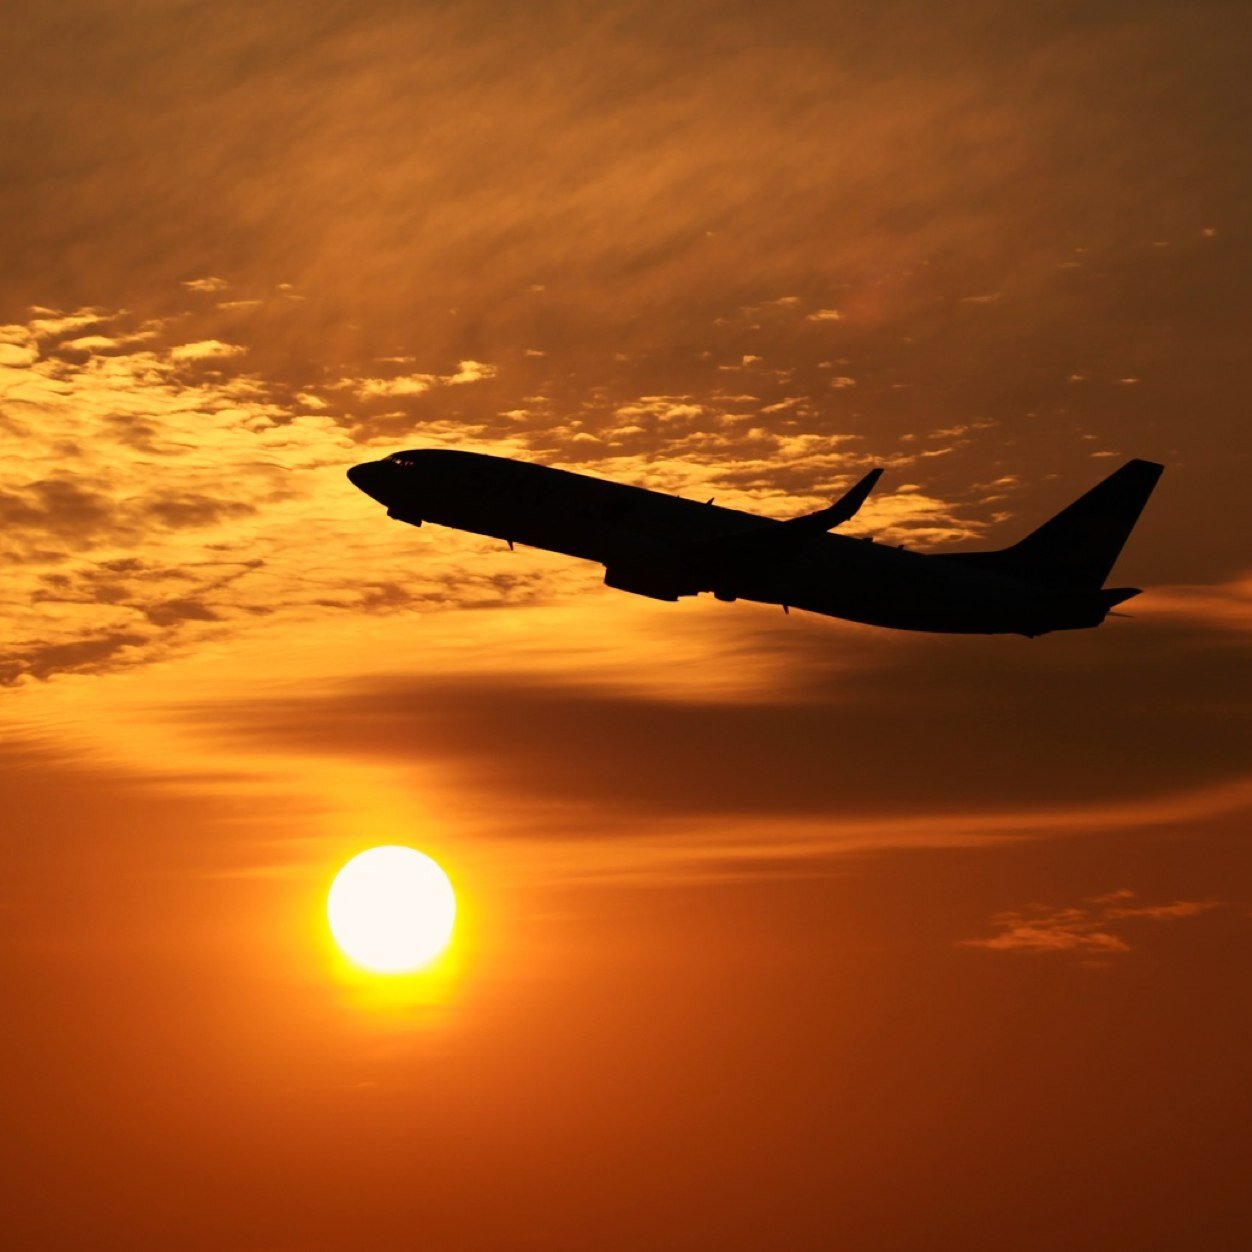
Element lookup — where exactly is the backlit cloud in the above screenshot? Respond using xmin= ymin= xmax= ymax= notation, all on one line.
xmin=182 ymin=277 xmax=231 ymax=294
xmin=349 ymin=359 xmax=499 ymax=399
xmin=0 ymin=307 xmax=545 ymax=684
xmin=168 ymin=339 xmax=248 ymax=362
xmin=2 ymin=292 xmax=1048 ymax=686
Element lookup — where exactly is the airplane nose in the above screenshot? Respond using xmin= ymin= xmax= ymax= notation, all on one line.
xmin=347 ymin=460 xmax=388 ymax=501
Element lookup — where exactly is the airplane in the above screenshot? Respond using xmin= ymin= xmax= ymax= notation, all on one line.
xmin=347 ymin=449 xmax=1163 ymax=637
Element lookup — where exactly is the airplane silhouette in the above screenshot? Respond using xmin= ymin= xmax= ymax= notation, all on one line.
xmin=348 ymin=451 xmax=1163 ymax=637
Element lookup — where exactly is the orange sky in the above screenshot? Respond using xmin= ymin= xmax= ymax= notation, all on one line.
xmin=2 ymin=2 xmax=1250 ymax=1248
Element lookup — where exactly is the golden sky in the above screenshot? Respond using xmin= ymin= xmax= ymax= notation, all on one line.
xmin=2 ymin=2 xmax=1250 ymax=1248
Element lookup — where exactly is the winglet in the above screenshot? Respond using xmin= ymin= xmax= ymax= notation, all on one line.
xmin=684 ymin=466 xmax=886 ymax=583
xmin=796 ymin=467 xmax=884 ymax=532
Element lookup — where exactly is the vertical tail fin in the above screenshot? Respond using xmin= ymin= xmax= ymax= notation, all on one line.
xmin=994 ymin=458 xmax=1164 ymax=587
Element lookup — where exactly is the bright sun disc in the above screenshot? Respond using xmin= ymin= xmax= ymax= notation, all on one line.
xmin=328 ymin=846 xmax=456 ymax=973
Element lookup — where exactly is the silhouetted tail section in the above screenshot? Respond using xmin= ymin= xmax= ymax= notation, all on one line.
xmin=1007 ymin=459 xmax=1162 ymax=586
xmin=949 ymin=459 xmax=1163 ymax=588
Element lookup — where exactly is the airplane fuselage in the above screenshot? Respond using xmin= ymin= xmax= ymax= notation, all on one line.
xmin=347 ymin=449 xmax=1136 ymax=637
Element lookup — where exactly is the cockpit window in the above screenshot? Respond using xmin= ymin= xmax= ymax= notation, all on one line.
xmin=388 ymin=454 xmax=417 ymax=467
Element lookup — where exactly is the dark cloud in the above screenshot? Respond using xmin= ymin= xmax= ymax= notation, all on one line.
xmin=0 ymin=631 xmax=149 ymax=685
xmin=142 ymin=598 xmax=221 ymax=626
xmin=187 ymin=617 xmax=1251 ymax=824
xmin=0 ymin=479 xmax=113 ymax=536
xmin=142 ymin=495 xmax=256 ymax=529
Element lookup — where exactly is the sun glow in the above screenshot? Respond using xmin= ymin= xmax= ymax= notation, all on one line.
xmin=328 ymin=846 xmax=456 ymax=973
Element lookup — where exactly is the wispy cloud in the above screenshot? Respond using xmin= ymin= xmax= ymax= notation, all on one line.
xmin=347 ymin=360 xmax=498 ymax=399
xmin=961 ymin=889 xmax=1228 ymax=960
xmin=1138 ymin=576 xmax=1252 ymax=632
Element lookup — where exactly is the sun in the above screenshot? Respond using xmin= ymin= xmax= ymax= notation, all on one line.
xmin=328 ymin=846 xmax=456 ymax=973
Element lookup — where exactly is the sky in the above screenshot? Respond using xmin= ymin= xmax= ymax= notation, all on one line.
xmin=2 ymin=1 xmax=1250 ymax=1247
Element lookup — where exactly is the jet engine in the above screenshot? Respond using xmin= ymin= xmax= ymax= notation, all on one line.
xmin=603 ymin=564 xmax=696 ymax=602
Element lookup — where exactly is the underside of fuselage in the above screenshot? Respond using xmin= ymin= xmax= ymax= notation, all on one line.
xmin=347 ymin=449 xmax=1160 ymax=638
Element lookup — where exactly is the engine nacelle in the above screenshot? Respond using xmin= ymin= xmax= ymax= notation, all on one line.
xmin=603 ymin=564 xmax=695 ymax=602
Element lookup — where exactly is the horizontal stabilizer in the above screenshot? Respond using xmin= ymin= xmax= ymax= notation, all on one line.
xmin=1101 ymin=587 xmax=1141 ymax=608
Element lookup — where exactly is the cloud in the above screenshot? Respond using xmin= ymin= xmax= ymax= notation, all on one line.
xmin=0 ymin=480 xmax=114 ymax=536
xmin=0 ymin=632 xmax=151 ymax=686
xmin=353 ymin=374 xmax=433 ymax=398
xmin=0 ymin=286 xmax=1245 ymax=703
xmin=27 ymin=309 xmax=105 ymax=339
xmin=446 ymin=359 xmax=497 ymax=385
xmin=168 ymin=340 xmax=248 ymax=362
xmin=349 ymin=359 xmax=498 ymax=399
xmin=0 ymin=342 xmax=38 ymax=366
xmin=141 ymin=598 xmax=221 ymax=627
xmin=961 ymin=890 xmax=1227 ymax=960
xmin=612 ymin=397 xmax=705 ymax=426
xmin=0 ymin=6 xmax=1243 ymax=615
xmin=179 ymin=616 xmax=1252 ymax=831
xmin=1138 ymin=576 xmax=1252 ymax=632
xmin=181 ymin=277 xmax=231 ymax=294
xmin=965 ymin=918 xmax=1132 ymax=956
xmin=141 ymin=495 xmax=257 ymax=529
xmin=0 ymin=308 xmax=552 ymax=684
